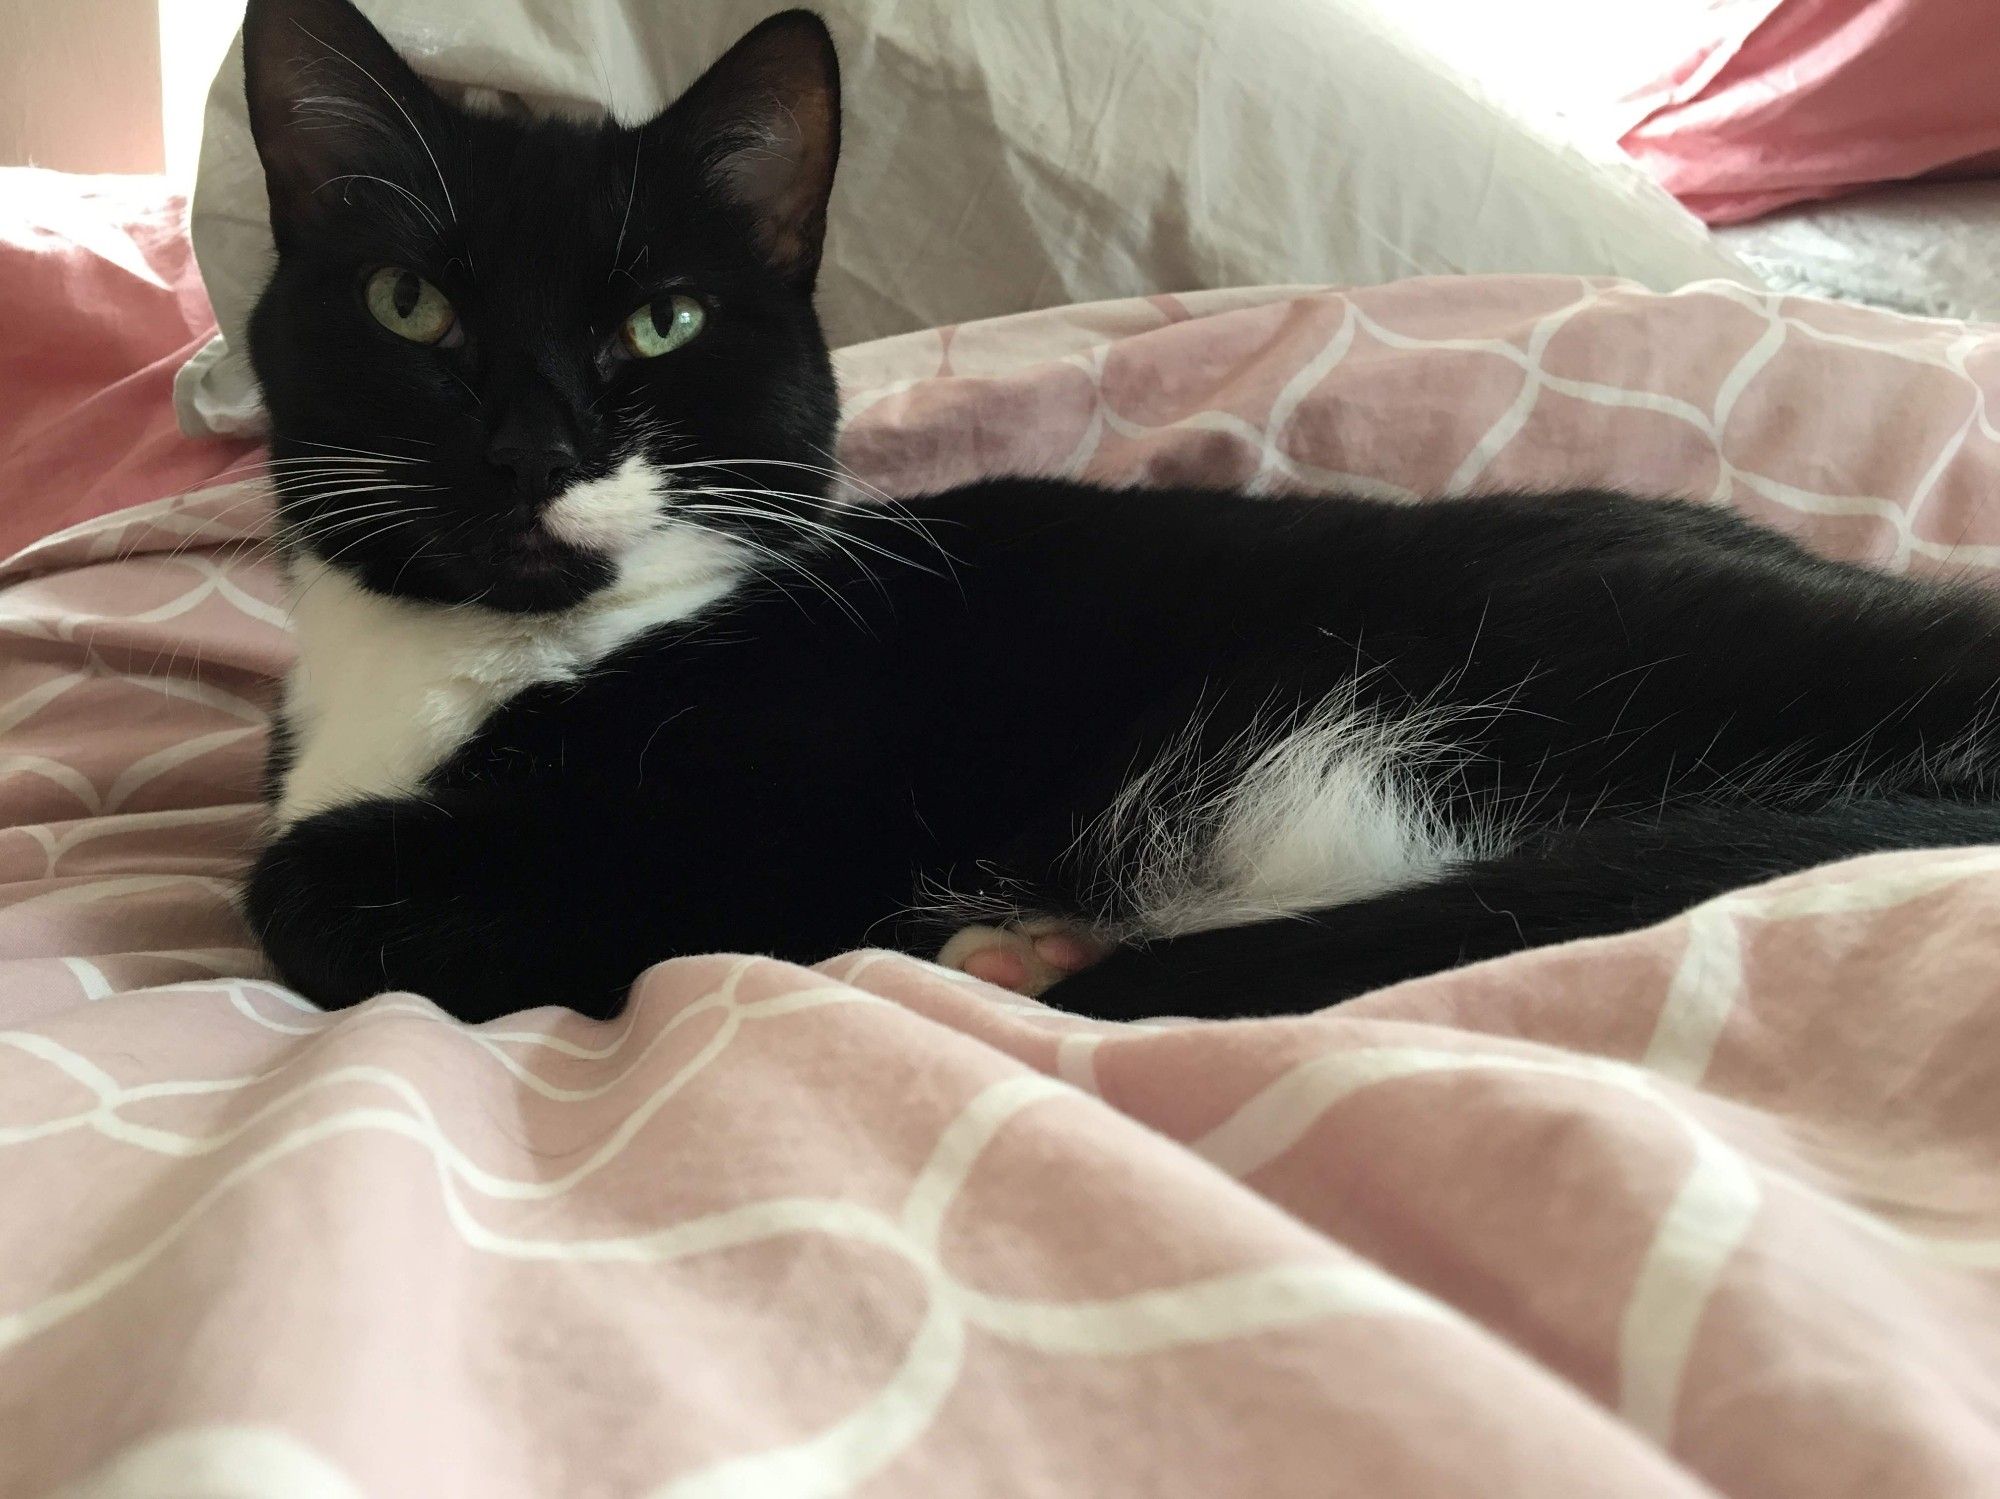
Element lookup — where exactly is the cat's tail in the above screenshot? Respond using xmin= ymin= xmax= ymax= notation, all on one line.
xmin=1043 ymin=797 xmax=2000 ymax=1021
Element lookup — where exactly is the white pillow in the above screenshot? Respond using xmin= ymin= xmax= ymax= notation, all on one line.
xmin=176 ymin=0 xmax=1754 ymax=437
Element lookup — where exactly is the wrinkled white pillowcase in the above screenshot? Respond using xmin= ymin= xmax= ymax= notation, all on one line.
xmin=176 ymin=0 xmax=1752 ymax=436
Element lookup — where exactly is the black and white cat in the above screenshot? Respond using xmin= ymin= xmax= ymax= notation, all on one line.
xmin=241 ymin=0 xmax=2000 ymax=1023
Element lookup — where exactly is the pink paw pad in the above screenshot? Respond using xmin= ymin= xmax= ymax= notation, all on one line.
xmin=936 ymin=919 xmax=1113 ymax=996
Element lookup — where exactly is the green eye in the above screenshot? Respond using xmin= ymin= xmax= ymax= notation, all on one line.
xmin=621 ymin=294 xmax=706 ymax=358
xmin=364 ymin=267 xmax=456 ymax=345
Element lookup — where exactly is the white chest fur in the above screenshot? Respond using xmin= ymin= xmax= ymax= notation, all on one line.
xmin=275 ymin=531 xmax=743 ymax=825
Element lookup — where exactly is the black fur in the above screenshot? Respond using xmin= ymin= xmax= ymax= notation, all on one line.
xmin=248 ymin=479 xmax=2000 ymax=1020
xmin=239 ymin=0 xmax=2000 ymax=1022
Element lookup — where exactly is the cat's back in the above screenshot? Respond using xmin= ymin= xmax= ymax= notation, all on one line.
xmin=842 ymin=477 xmax=1802 ymax=638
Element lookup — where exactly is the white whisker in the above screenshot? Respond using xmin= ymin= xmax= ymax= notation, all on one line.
xmin=295 ymin=21 xmax=458 ymax=228
xmin=311 ymin=172 xmax=444 ymax=234
xmin=610 ymin=132 xmax=643 ymax=280
xmin=292 ymin=439 xmax=430 ymax=462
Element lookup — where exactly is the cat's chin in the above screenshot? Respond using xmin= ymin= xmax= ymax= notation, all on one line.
xmin=481 ymin=527 xmax=619 ymax=614
xmin=340 ymin=541 xmax=619 ymax=616
xmin=469 ymin=568 xmax=617 ymax=616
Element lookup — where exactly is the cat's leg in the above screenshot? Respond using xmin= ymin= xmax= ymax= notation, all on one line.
xmin=1044 ymin=798 xmax=2000 ymax=1021
xmin=246 ymin=783 xmax=901 ymax=1021
xmin=247 ymin=789 xmax=651 ymax=1020
xmin=935 ymin=917 xmax=1113 ymax=995
xmin=1496 ymin=553 xmax=2000 ymax=807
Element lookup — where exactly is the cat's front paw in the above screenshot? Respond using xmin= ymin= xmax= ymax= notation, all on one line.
xmin=935 ymin=918 xmax=1113 ymax=996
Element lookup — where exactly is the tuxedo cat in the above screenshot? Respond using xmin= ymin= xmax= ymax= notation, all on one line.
xmin=241 ymin=0 xmax=2000 ymax=1023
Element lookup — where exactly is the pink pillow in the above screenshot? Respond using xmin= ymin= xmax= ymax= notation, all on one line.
xmin=1618 ymin=0 xmax=2000 ymax=225
xmin=0 ymin=170 xmax=246 ymax=559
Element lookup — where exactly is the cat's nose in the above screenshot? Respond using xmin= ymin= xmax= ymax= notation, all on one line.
xmin=487 ymin=384 xmax=582 ymax=500
xmin=488 ymin=438 xmax=580 ymax=500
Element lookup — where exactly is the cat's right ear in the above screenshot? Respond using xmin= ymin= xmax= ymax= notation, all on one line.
xmin=242 ymin=0 xmax=452 ymax=247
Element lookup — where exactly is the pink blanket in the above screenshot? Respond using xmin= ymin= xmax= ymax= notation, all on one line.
xmin=5 ymin=176 xmax=2000 ymax=1496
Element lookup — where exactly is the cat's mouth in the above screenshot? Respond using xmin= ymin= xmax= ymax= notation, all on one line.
xmin=499 ymin=522 xmax=583 ymax=571
xmin=437 ymin=516 xmax=618 ymax=613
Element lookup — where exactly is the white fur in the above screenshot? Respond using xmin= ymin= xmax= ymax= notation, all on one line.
xmin=1113 ymin=698 xmax=1507 ymax=937
xmin=439 ymin=81 xmax=608 ymax=127
xmin=920 ymin=691 xmax=1514 ymax=947
xmin=541 ymin=454 xmax=668 ymax=551
xmin=276 ymin=523 xmax=743 ymax=825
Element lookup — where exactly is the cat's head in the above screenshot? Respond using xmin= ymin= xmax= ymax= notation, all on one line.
xmin=241 ymin=0 xmax=842 ymax=613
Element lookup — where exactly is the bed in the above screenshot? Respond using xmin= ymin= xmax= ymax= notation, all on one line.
xmin=1713 ymin=179 xmax=2000 ymax=326
xmin=4 ymin=170 xmax=2000 ymax=1496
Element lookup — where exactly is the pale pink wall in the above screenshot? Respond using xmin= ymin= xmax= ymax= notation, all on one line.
xmin=0 ymin=0 xmax=165 ymax=173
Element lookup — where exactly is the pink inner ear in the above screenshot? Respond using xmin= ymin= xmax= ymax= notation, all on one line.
xmin=656 ymin=12 xmax=839 ymax=279
xmin=711 ymin=86 xmax=832 ymax=271
xmin=716 ymin=98 xmax=807 ymax=203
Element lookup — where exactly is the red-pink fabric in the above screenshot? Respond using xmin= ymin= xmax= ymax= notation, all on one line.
xmin=0 ymin=170 xmax=253 ymax=559
xmin=1618 ymin=0 xmax=2000 ymax=225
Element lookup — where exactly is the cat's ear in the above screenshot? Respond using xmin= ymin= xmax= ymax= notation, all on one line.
xmin=661 ymin=11 xmax=841 ymax=286
xmin=242 ymin=0 xmax=452 ymax=245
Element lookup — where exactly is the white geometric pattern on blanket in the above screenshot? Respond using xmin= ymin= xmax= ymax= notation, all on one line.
xmin=9 ymin=845 xmax=2000 ymax=1486
xmin=1182 ymin=844 xmax=2000 ymax=1443
xmin=51 ymin=1425 xmax=367 ymax=1499
xmin=842 ymin=279 xmax=2000 ymax=576
xmin=2 ymin=956 xmax=1459 ymax=1499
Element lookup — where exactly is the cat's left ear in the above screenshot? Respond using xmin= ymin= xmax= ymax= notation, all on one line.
xmin=661 ymin=10 xmax=842 ymax=287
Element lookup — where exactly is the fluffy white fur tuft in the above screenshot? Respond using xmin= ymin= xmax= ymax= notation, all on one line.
xmin=919 ymin=690 xmax=1516 ymax=952
xmin=1103 ymin=694 xmax=1508 ymax=937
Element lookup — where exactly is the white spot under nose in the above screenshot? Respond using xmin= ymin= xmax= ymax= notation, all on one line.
xmin=540 ymin=453 xmax=668 ymax=550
